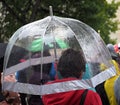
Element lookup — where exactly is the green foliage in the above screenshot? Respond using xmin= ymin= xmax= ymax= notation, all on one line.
xmin=0 ymin=0 xmax=120 ymax=44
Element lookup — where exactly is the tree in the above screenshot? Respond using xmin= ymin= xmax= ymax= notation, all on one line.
xmin=0 ymin=0 xmax=120 ymax=44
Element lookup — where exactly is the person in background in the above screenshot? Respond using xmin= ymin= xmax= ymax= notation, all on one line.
xmin=0 ymin=57 xmax=20 ymax=105
xmin=2 ymin=74 xmax=21 ymax=105
xmin=28 ymin=50 xmax=52 ymax=105
xmin=42 ymin=48 xmax=102 ymax=105
xmin=114 ymin=43 xmax=120 ymax=66
xmin=95 ymin=43 xmax=120 ymax=105
xmin=0 ymin=71 xmax=9 ymax=105
xmin=105 ymin=44 xmax=120 ymax=105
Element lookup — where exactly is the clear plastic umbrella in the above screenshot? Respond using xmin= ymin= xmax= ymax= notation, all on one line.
xmin=2 ymin=6 xmax=116 ymax=95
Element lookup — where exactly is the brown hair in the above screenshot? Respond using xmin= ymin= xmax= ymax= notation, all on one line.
xmin=57 ymin=48 xmax=86 ymax=78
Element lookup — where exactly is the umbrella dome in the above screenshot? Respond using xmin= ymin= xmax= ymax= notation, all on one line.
xmin=2 ymin=15 xmax=116 ymax=95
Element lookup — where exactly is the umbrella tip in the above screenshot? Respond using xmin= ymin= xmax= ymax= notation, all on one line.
xmin=49 ymin=6 xmax=53 ymax=16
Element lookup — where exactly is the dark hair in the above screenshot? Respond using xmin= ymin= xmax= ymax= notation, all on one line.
xmin=57 ymin=48 xmax=86 ymax=78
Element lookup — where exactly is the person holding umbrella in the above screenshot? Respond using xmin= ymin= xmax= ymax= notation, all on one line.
xmin=42 ymin=48 xmax=102 ymax=105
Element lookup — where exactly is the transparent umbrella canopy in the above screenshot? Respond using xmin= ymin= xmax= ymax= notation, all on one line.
xmin=2 ymin=9 xmax=116 ymax=95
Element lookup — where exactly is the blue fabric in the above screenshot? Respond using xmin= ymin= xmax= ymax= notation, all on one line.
xmin=49 ymin=63 xmax=56 ymax=80
xmin=82 ymin=63 xmax=92 ymax=79
xmin=15 ymin=70 xmax=27 ymax=83
xmin=82 ymin=63 xmax=96 ymax=92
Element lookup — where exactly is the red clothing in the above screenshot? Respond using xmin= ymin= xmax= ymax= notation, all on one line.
xmin=42 ymin=78 xmax=102 ymax=105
